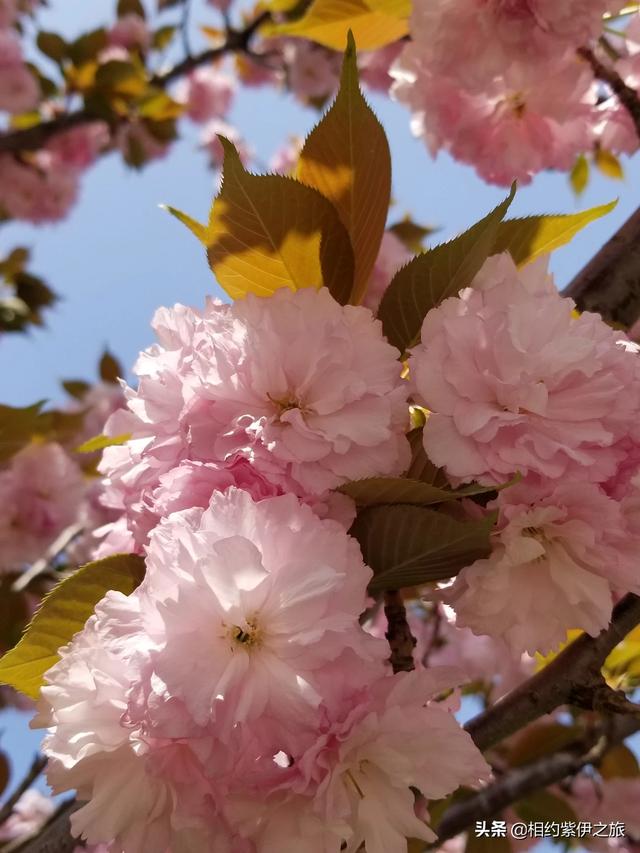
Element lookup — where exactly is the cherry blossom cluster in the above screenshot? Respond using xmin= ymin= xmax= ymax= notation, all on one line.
xmin=0 ymin=381 xmax=123 ymax=575
xmin=391 ymin=2 xmax=639 ymax=185
xmin=27 ymin=255 xmax=640 ymax=849
xmin=97 ymin=287 xmax=410 ymax=554
xmin=409 ymin=253 xmax=640 ymax=653
xmin=35 ymin=488 xmax=489 ymax=852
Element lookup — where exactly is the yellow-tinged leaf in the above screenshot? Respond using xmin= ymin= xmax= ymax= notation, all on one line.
xmin=207 ymin=137 xmax=355 ymax=303
xmin=535 ymin=629 xmax=582 ymax=670
xmin=0 ymin=554 xmax=145 ymax=699
xmin=265 ymin=0 xmax=409 ymax=50
xmin=263 ymin=0 xmax=301 ymax=10
xmin=595 ymin=148 xmax=624 ymax=180
xmin=570 ymin=154 xmax=589 ymax=196
xmin=600 ymin=744 xmax=640 ymax=779
xmin=76 ymin=432 xmax=131 ymax=453
xmin=162 ymin=204 xmax=208 ymax=243
xmin=492 ymin=200 xmax=617 ymax=267
xmin=297 ymin=31 xmax=391 ymax=303
xmin=365 ymin=0 xmax=410 ymax=16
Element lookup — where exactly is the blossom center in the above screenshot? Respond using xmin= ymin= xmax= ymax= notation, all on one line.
xmin=267 ymin=391 xmax=310 ymax=422
xmin=227 ymin=616 xmax=262 ymax=650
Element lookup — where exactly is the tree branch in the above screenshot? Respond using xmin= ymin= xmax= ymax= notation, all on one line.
xmin=0 ymin=755 xmax=47 ymax=828
xmin=465 ymin=593 xmax=640 ymax=753
xmin=562 ymin=205 xmax=640 ymax=327
xmin=0 ymin=9 xmax=272 ymax=154
xmin=578 ymin=45 xmax=640 ymax=140
xmin=3 ymin=800 xmax=80 ymax=853
xmin=384 ymin=590 xmax=416 ymax=673
xmin=435 ymin=715 xmax=640 ymax=844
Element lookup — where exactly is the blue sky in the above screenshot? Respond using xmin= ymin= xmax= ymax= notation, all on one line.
xmin=2 ymin=2 xmax=639 ymax=848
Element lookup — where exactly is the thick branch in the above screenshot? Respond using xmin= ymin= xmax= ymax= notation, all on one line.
xmin=436 ymin=715 xmax=640 ymax=844
xmin=384 ymin=590 xmax=416 ymax=673
xmin=465 ymin=593 xmax=640 ymax=752
xmin=562 ymin=206 xmax=640 ymax=327
xmin=0 ymin=10 xmax=271 ymax=154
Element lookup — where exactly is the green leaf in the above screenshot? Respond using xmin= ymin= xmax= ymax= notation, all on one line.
xmin=595 ymin=148 xmax=624 ymax=180
xmin=0 ymin=401 xmax=46 ymax=463
xmin=152 ymin=25 xmax=177 ymax=51
xmin=388 ymin=218 xmax=435 ymax=254
xmin=62 ymin=379 xmax=91 ymax=400
xmin=207 ymin=138 xmax=355 ymax=304
xmin=68 ymin=28 xmax=107 ymax=66
xmin=350 ymin=504 xmax=494 ymax=593
xmin=378 ymin=186 xmax=515 ymax=353
xmin=99 ymin=349 xmax=123 ymax=384
xmin=36 ymin=31 xmax=67 ymax=63
xmin=492 ymin=200 xmax=617 ymax=267
xmin=76 ymin=432 xmax=131 ymax=453
xmin=95 ymin=60 xmax=147 ymax=97
xmin=339 ymin=476 xmax=503 ymax=508
xmin=570 ymin=154 xmax=589 ymax=196
xmin=264 ymin=0 xmax=409 ymax=50
xmin=0 ymin=554 xmax=145 ymax=699
xmin=117 ymin=0 xmax=146 ymax=18
xmin=297 ymin=31 xmax=391 ymax=304
xmin=405 ymin=427 xmax=449 ymax=486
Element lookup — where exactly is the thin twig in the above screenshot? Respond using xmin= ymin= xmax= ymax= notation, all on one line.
xmin=384 ymin=590 xmax=416 ymax=673
xmin=12 ymin=523 xmax=83 ymax=593
xmin=435 ymin=715 xmax=640 ymax=844
xmin=0 ymin=755 xmax=47 ymax=828
xmin=180 ymin=0 xmax=193 ymax=59
xmin=0 ymin=9 xmax=272 ymax=154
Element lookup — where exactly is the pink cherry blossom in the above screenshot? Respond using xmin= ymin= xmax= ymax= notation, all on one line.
xmin=140 ymin=488 xmax=386 ymax=730
xmin=116 ymin=118 xmax=169 ymax=166
xmin=108 ymin=13 xmax=150 ymax=51
xmin=46 ymin=122 xmax=110 ymax=170
xmin=359 ymin=42 xmax=405 ymax=94
xmin=0 ymin=442 xmax=85 ymax=571
xmin=200 ymin=118 xmax=251 ymax=168
xmin=440 ymin=476 xmax=638 ymax=655
xmin=174 ymin=66 xmax=235 ymax=123
xmin=285 ymin=39 xmax=340 ymax=101
xmin=400 ymin=0 xmax=624 ymax=91
xmin=0 ymin=62 xmax=39 ymax=114
xmin=0 ymin=790 xmax=55 ymax=842
xmin=427 ymin=605 xmax=535 ymax=699
xmin=35 ymin=592 xmax=219 ymax=852
xmin=36 ymin=486 xmax=491 ymax=851
xmin=410 ymin=253 xmax=640 ymax=485
xmin=98 ymin=287 xmax=408 ymax=549
xmin=392 ymin=53 xmax=595 ymax=185
xmin=0 ymin=153 xmax=78 ymax=223
xmin=0 ymin=30 xmax=38 ymax=114
xmin=269 ymin=136 xmax=302 ymax=174
xmin=363 ymin=231 xmax=411 ymax=311
xmin=0 ymin=0 xmax=17 ymax=27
